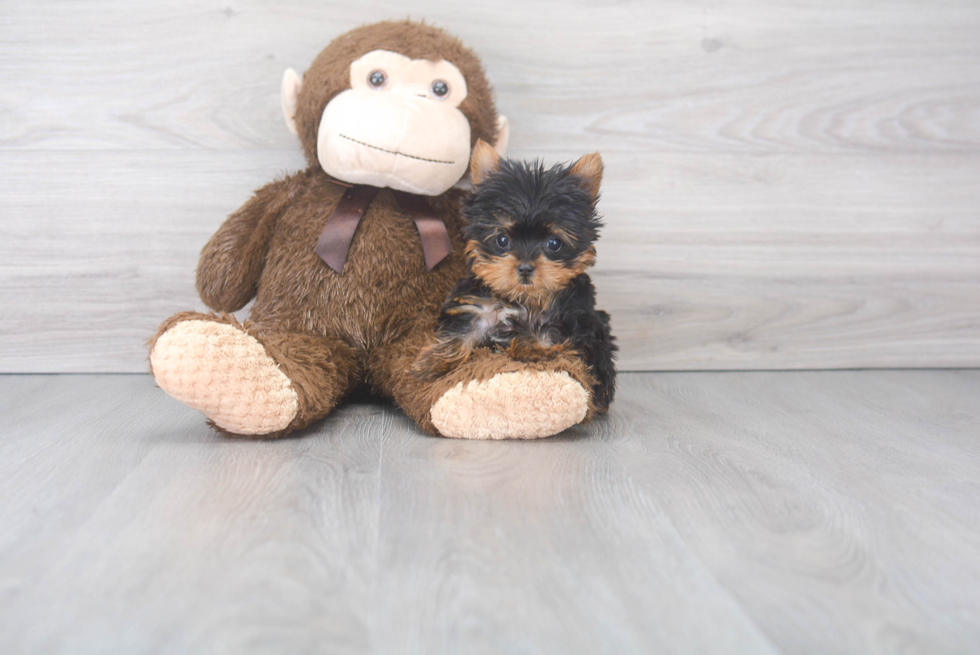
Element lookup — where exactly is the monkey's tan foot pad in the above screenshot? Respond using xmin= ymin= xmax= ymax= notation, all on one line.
xmin=150 ymin=320 xmax=298 ymax=435
xmin=430 ymin=370 xmax=589 ymax=439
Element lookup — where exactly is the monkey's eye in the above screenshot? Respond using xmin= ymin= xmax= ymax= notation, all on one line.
xmin=546 ymin=237 xmax=563 ymax=252
xmin=368 ymin=70 xmax=387 ymax=88
xmin=495 ymin=234 xmax=511 ymax=250
xmin=431 ymin=80 xmax=449 ymax=98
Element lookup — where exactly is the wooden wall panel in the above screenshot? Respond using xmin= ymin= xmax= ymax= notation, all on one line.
xmin=1 ymin=0 xmax=978 ymax=372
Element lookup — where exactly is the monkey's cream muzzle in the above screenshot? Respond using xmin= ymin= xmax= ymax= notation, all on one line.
xmin=282 ymin=49 xmax=508 ymax=196
xmin=316 ymin=88 xmax=471 ymax=196
xmin=315 ymin=50 xmax=472 ymax=196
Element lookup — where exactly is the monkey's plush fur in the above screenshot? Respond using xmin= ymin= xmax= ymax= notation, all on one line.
xmin=414 ymin=144 xmax=617 ymax=410
xmin=148 ymin=21 xmax=601 ymax=439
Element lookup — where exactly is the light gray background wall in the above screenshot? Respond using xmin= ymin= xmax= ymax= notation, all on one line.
xmin=2 ymin=0 xmax=978 ymax=373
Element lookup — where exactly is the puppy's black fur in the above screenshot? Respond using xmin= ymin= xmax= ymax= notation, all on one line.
xmin=413 ymin=144 xmax=617 ymax=411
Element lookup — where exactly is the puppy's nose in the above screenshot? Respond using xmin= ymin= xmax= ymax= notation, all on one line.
xmin=517 ymin=263 xmax=535 ymax=279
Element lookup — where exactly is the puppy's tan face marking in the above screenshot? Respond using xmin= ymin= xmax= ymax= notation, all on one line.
xmin=466 ymin=241 xmax=597 ymax=308
xmin=493 ymin=214 xmax=515 ymax=229
xmin=547 ymin=224 xmax=577 ymax=247
xmin=532 ymin=246 xmax=596 ymax=293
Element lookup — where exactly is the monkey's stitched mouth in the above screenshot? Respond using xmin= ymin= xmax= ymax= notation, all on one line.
xmin=339 ymin=134 xmax=455 ymax=165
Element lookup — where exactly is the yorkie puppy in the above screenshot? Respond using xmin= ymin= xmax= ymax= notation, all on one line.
xmin=413 ymin=140 xmax=617 ymax=411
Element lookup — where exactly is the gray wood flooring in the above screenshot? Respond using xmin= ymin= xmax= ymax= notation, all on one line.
xmin=1 ymin=371 xmax=978 ymax=654
xmin=2 ymin=1 xmax=979 ymax=372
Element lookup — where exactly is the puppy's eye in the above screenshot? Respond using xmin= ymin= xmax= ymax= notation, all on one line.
xmin=368 ymin=70 xmax=387 ymax=88
xmin=431 ymin=80 xmax=449 ymax=98
xmin=546 ymin=237 xmax=563 ymax=252
xmin=495 ymin=234 xmax=511 ymax=250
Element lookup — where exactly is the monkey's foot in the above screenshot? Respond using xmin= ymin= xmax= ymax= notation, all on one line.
xmin=150 ymin=319 xmax=299 ymax=435
xmin=430 ymin=370 xmax=589 ymax=439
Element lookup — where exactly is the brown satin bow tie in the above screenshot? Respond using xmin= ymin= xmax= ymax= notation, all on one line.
xmin=314 ymin=184 xmax=452 ymax=274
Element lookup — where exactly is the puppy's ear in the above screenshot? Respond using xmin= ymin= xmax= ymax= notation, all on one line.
xmin=569 ymin=152 xmax=603 ymax=201
xmin=470 ymin=139 xmax=501 ymax=186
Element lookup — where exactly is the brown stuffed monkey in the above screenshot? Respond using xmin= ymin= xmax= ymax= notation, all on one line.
xmin=148 ymin=20 xmax=596 ymax=439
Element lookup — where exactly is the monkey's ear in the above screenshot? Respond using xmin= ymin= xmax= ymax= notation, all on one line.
xmin=493 ymin=116 xmax=510 ymax=156
xmin=470 ymin=139 xmax=501 ymax=186
xmin=569 ymin=152 xmax=603 ymax=201
xmin=281 ymin=68 xmax=302 ymax=136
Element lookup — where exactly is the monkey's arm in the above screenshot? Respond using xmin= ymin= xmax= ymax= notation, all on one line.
xmin=196 ymin=174 xmax=302 ymax=312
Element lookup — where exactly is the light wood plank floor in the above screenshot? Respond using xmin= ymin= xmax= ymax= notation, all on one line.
xmin=1 ymin=371 xmax=978 ymax=654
